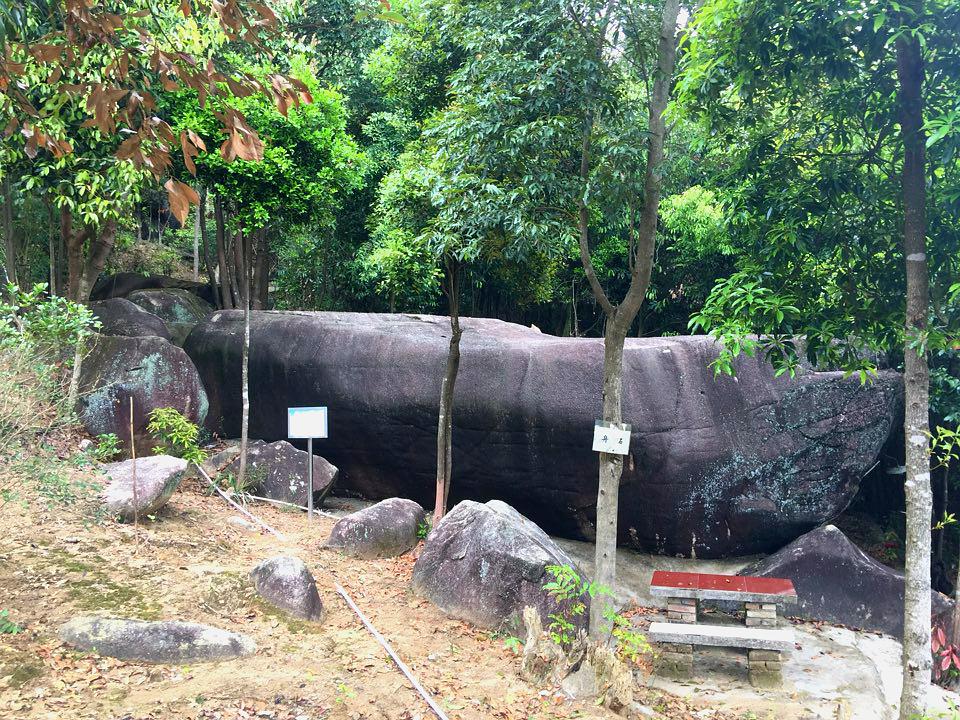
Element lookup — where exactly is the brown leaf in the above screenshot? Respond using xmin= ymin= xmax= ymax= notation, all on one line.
xmin=164 ymin=179 xmax=199 ymax=226
xmin=180 ymin=0 xmax=192 ymax=16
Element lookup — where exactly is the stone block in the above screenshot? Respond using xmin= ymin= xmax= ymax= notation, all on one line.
xmin=748 ymin=649 xmax=782 ymax=662
xmin=749 ymin=668 xmax=782 ymax=689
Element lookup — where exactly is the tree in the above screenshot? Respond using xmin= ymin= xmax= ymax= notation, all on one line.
xmin=0 ymin=0 xmax=311 ymax=300
xmin=679 ymin=0 xmax=959 ymax=712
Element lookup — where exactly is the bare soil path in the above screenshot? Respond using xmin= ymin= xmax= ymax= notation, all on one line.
xmin=0 ymin=478 xmax=735 ymax=720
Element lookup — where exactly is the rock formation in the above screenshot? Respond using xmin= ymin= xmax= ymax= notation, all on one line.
xmin=90 ymin=298 xmax=172 ymax=341
xmin=185 ymin=310 xmax=902 ymax=557
xmin=739 ymin=524 xmax=954 ymax=637
xmin=79 ymin=334 xmax=208 ymax=454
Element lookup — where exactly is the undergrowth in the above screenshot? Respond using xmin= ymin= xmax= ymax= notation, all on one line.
xmin=0 ymin=283 xmax=103 ymax=515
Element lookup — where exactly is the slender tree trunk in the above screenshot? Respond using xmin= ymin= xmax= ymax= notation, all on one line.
xmin=897 ymin=18 xmax=932 ymax=720
xmin=193 ymin=198 xmax=201 ymax=282
xmin=48 ymin=199 xmax=57 ymax=295
xmin=213 ymin=196 xmax=233 ymax=309
xmin=198 ymin=188 xmax=218 ymax=308
xmin=230 ymin=229 xmax=244 ymax=309
xmin=580 ymin=0 xmax=680 ymax=638
xmin=238 ymin=230 xmax=252 ymax=488
xmin=2 ymin=176 xmax=18 ymax=288
xmin=434 ymin=260 xmax=463 ymax=522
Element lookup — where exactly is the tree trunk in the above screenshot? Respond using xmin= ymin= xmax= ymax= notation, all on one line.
xmin=63 ymin=209 xmax=87 ymax=302
xmin=580 ymin=0 xmax=680 ymax=638
xmin=213 ymin=196 xmax=233 ymax=309
xmin=78 ymin=220 xmax=117 ymax=302
xmin=434 ymin=259 xmax=463 ymax=522
xmin=238 ymin=229 xmax=251 ymax=488
xmin=2 ymin=176 xmax=18 ymax=288
xmin=198 ymin=188 xmax=218 ymax=308
xmin=193 ymin=198 xmax=201 ymax=282
xmin=896 ymin=18 xmax=932 ymax=720
xmin=252 ymin=228 xmax=270 ymax=310
xmin=47 ymin=199 xmax=57 ymax=295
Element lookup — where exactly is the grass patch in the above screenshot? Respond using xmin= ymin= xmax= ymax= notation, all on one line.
xmin=0 ymin=647 xmax=44 ymax=689
xmin=42 ymin=548 xmax=162 ymax=620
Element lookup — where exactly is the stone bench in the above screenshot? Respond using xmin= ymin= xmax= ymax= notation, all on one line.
xmin=648 ymin=621 xmax=794 ymax=688
xmin=650 ymin=570 xmax=798 ymax=627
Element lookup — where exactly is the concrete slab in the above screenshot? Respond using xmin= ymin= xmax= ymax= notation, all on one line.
xmin=648 ymin=621 xmax=794 ymax=651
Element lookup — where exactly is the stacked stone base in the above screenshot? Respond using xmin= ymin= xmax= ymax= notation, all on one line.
xmin=666 ymin=597 xmax=697 ymax=623
xmin=747 ymin=649 xmax=783 ymax=688
xmin=653 ymin=643 xmax=693 ymax=679
xmin=653 ymin=645 xmax=784 ymax=688
xmin=745 ymin=602 xmax=778 ymax=627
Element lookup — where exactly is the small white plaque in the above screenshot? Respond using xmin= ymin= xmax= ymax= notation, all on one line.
xmin=288 ymin=406 xmax=328 ymax=439
xmin=592 ymin=421 xmax=631 ymax=455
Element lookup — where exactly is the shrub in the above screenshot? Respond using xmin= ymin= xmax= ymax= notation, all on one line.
xmin=146 ymin=407 xmax=206 ymax=464
xmin=542 ymin=564 xmax=651 ymax=663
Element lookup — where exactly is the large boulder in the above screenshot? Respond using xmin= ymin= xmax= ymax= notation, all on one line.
xmin=739 ymin=525 xmax=954 ymax=637
xmin=184 ymin=311 xmax=902 ymax=557
xmin=59 ymin=616 xmax=255 ymax=663
xmin=101 ymin=455 xmax=187 ymax=520
xmin=250 ymin=556 xmax=324 ymax=621
xmin=79 ymin=334 xmax=208 ymax=454
xmin=412 ymin=500 xmax=589 ymax=631
xmin=91 ymin=298 xmax=172 ymax=340
xmin=90 ymin=272 xmax=218 ymax=306
xmin=204 ymin=439 xmax=337 ymax=505
xmin=326 ymin=498 xmax=426 ymax=558
xmin=127 ymin=288 xmax=214 ymax=345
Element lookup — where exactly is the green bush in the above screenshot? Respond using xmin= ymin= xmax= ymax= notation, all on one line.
xmin=146 ymin=407 xmax=206 ymax=464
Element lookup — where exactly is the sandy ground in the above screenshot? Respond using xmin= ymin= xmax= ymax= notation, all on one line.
xmin=0 ymin=477 xmax=750 ymax=720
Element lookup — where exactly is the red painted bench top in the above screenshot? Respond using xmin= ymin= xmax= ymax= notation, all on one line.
xmin=650 ymin=570 xmax=797 ymax=603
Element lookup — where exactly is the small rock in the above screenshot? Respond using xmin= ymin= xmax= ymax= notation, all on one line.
xmin=59 ymin=615 xmax=255 ymax=663
xmin=227 ymin=516 xmax=256 ymax=531
xmin=101 ymin=455 xmax=188 ymax=521
xmin=250 ymin=556 xmax=324 ymax=621
xmin=325 ymin=498 xmax=426 ymax=559
xmin=78 ymin=439 xmax=93 ymax=451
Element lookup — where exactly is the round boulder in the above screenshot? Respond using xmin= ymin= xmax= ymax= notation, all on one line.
xmin=79 ymin=334 xmax=208 ymax=455
xmin=412 ymin=499 xmax=590 ymax=632
xmin=251 ymin=556 xmax=324 ymax=621
xmin=90 ymin=298 xmax=171 ymax=341
xmin=59 ymin=616 xmax=255 ymax=663
xmin=102 ymin=455 xmax=188 ymax=521
xmin=127 ymin=288 xmax=214 ymax=345
xmin=326 ymin=498 xmax=426 ymax=559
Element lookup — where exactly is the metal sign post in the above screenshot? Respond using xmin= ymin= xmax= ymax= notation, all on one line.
xmin=287 ymin=406 xmax=329 ymax=521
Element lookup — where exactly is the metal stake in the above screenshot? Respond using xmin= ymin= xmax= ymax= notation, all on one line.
xmin=307 ymin=436 xmax=314 ymax=522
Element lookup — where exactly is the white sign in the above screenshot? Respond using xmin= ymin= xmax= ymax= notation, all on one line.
xmin=592 ymin=421 xmax=631 ymax=455
xmin=288 ymin=406 xmax=328 ymax=439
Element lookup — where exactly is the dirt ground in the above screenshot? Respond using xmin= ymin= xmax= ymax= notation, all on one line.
xmin=0 ymin=475 xmax=748 ymax=720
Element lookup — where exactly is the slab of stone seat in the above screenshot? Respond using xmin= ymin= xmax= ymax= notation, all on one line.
xmin=647 ymin=621 xmax=794 ymax=652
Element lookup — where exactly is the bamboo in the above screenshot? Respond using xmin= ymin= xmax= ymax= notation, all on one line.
xmin=194 ymin=464 xmax=286 ymax=540
xmin=335 ymin=584 xmax=450 ymax=720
